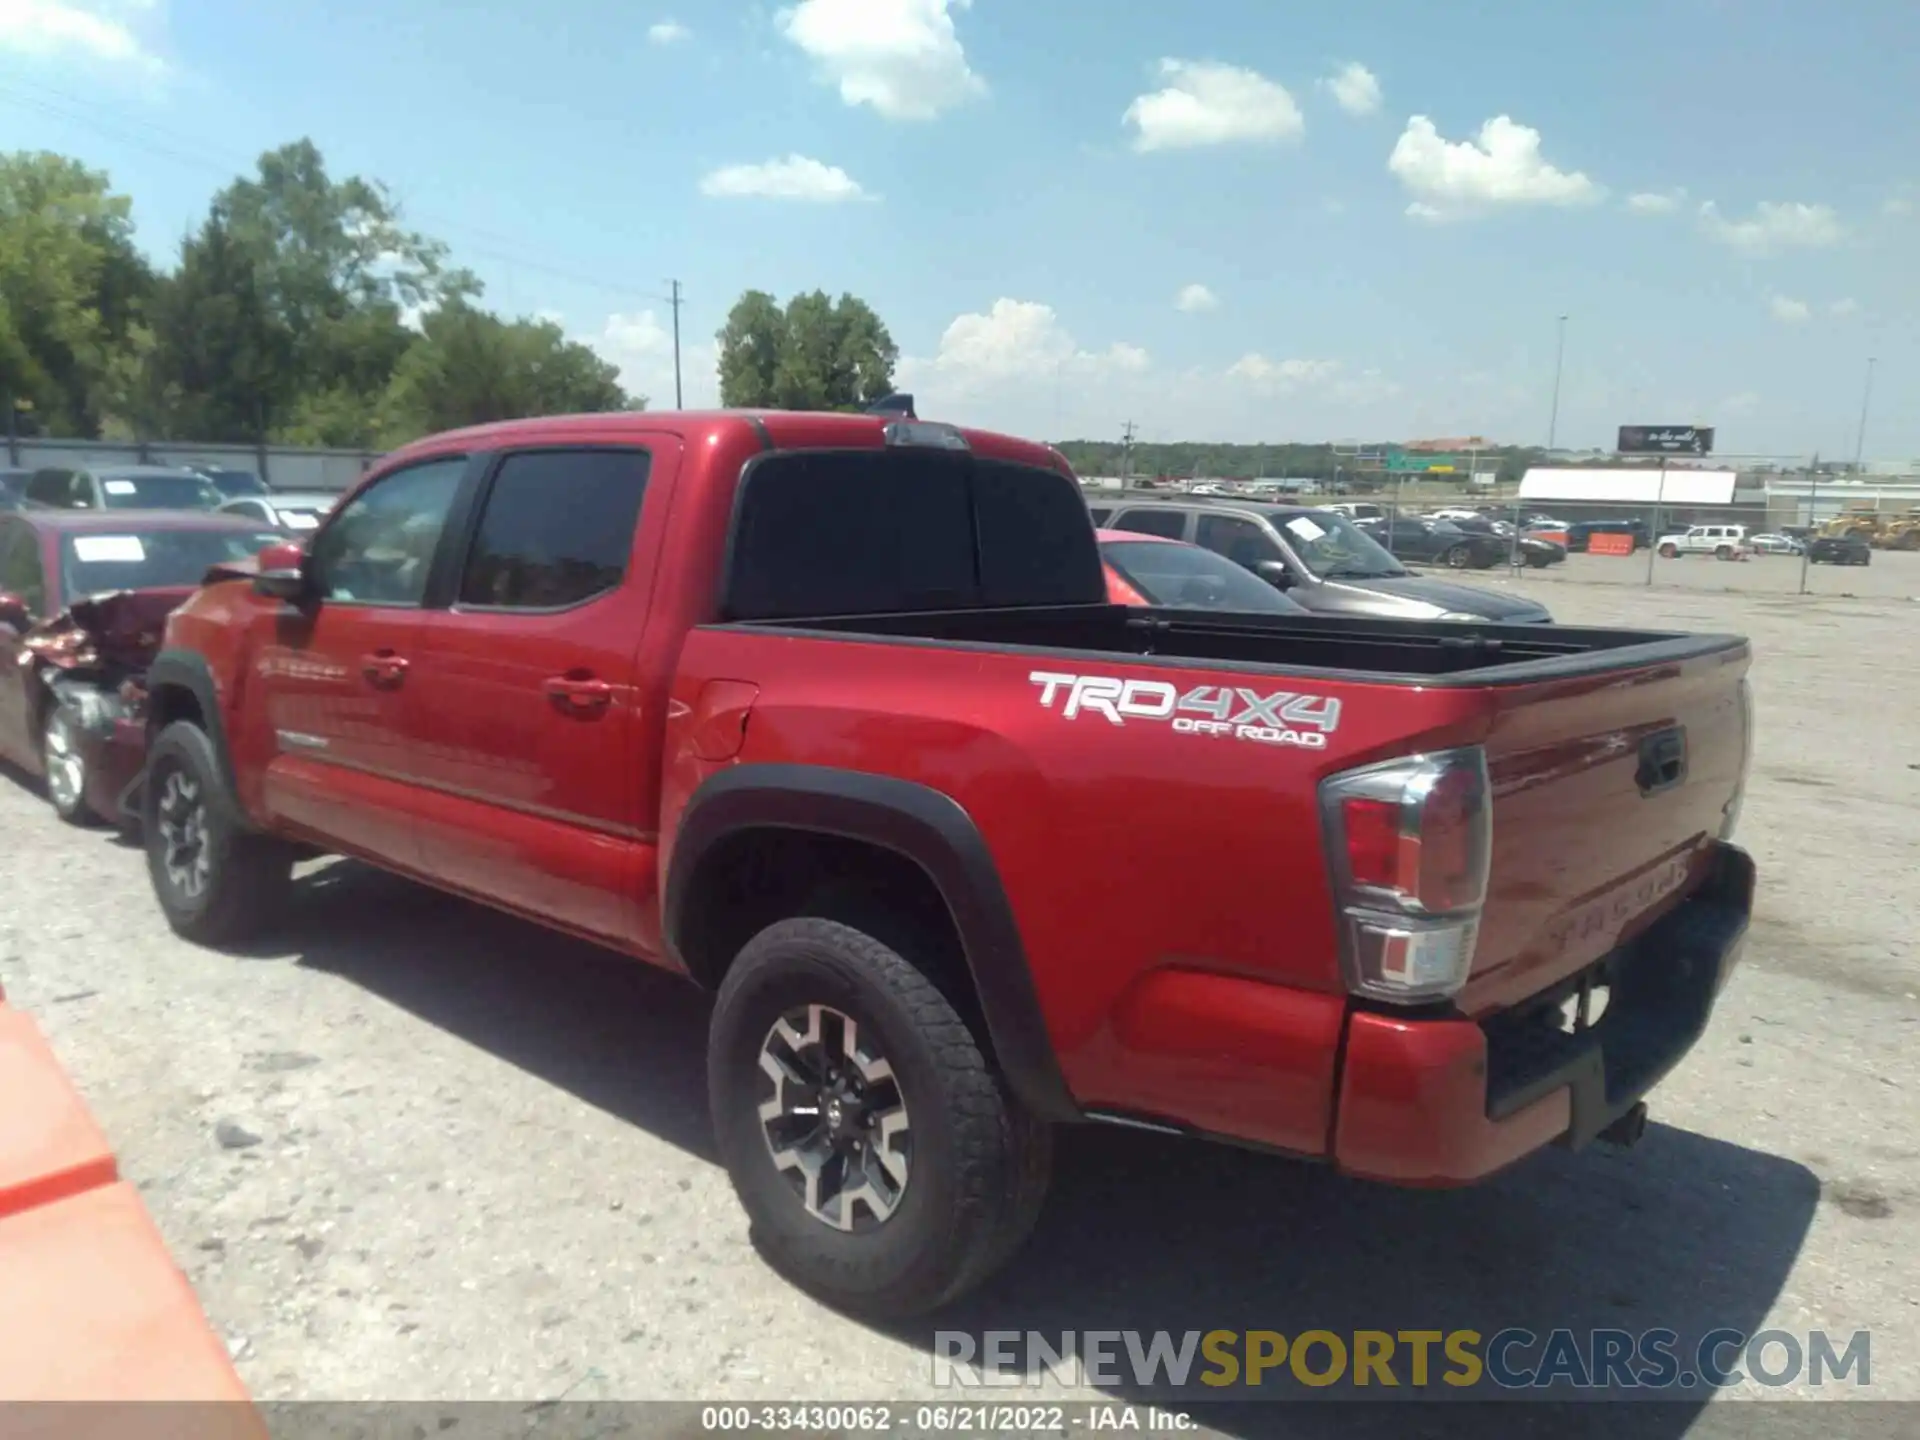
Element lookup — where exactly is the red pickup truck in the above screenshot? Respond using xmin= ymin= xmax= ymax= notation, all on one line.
xmin=137 ymin=410 xmax=1755 ymax=1316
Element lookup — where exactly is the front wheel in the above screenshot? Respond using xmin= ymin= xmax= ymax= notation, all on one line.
xmin=42 ymin=704 xmax=99 ymax=827
xmin=708 ymin=916 xmax=1051 ymax=1317
xmin=1442 ymin=544 xmax=1473 ymax=569
xmin=1658 ymin=542 xmax=1679 ymax=558
xmin=143 ymin=721 xmax=295 ymax=946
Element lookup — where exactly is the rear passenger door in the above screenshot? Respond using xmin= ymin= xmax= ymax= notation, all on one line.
xmin=406 ymin=442 xmax=672 ymax=943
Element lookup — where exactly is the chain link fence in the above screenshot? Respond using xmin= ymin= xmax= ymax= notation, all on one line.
xmin=4 ymin=436 xmax=379 ymax=493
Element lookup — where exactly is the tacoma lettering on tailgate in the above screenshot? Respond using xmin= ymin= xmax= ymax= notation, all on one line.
xmin=1029 ymin=671 xmax=1342 ymax=749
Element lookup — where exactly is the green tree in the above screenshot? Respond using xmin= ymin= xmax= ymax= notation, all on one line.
xmin=375 ymin=299 xmax=634 ymax=446
xmin=716 ymin=288 xmax=897 ymax=410
xmin=145 ymin=139 xmax=468 ymax=443
xmin=0 ymin=151 xmax=155 ymax=437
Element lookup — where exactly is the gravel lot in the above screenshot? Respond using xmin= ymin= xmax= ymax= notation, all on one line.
xmin=2 ymin=573 xmax=1916 ymax=1435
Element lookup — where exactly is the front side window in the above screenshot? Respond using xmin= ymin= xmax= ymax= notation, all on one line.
xmin=458 ymin=449 xmax=651 ymax=610
xmin=1195 ymin=513 xmax=1282 ymax=572
xmin=307 ymin=458 xmax=467 ymax=606
xmin=1278 ymin=511 xmax=1407 ymax=580
xmin=26 ymin=470 xmax=76 ymax=508
xmin=59 ymin=527 xmax=283 ymax=605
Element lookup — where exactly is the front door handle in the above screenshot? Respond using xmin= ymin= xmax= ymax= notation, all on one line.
xmin=360 ymin=650 xmax=409 ymax=689
xmin=545 ymin=674 xmax=613 ymax=715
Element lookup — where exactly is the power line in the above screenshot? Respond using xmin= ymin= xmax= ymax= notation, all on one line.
xmin=0 ymin=76 xmax=664 ymax=310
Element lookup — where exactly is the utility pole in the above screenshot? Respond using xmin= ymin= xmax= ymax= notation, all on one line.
xmin=1121 ymin=420 xmax=1138 ymax=487
xmin=666 ymin=279 xmax=685 ymax=409
xmin=1851 ymin=356 xmax=1878 ymax=475
xmin=1546 ymin=314 xmax=1568 ymax=451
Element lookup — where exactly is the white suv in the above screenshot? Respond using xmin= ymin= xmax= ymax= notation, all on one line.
xmin=1657 ymin=524 xmax=1750 ymax=559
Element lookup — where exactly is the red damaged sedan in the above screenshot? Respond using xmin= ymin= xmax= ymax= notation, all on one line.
xmin=0 ymin=510 xmax=283 ymax=826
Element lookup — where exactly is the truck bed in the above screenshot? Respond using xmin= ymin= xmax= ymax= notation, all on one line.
xmin=735 ymin=602 xmax=1745 ymax=683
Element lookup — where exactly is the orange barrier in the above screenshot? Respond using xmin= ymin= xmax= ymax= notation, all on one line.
xmin=1587 ymin=532 xmax=1636 ymax=556
xmin=1526 ymin=528 xmax=1571 ymax=547
xmin=0 ymin=988 xmax=265 ymax=1435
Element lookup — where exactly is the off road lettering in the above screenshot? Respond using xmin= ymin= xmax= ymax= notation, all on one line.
xmin=1032 ymin=673 xmax=1341 ymax=748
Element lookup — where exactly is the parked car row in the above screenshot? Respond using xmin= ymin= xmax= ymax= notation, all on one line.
xmin=1086 ymin=495 xmax=1553 ymax=623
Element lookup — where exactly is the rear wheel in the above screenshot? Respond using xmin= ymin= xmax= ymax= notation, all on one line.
xmin=1714 ymin=544 xmax=1733 ymax=560
xmin=143 ymin=721 xmax=295 ymax=946
xmin=42 ymin=704 xmax=99 ymax=827
xmin=708 ymin=916 xmax=1051 ymax=1317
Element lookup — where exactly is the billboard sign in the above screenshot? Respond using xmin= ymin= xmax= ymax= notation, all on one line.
xmin=1618 ymin=424 xmax=1714 ymax=455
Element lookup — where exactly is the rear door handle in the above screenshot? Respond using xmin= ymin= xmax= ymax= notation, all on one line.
xmin=360 ymin=650 xmax=408 ymax=689
xmin=545 ymin=674 xmax=613 ymax=715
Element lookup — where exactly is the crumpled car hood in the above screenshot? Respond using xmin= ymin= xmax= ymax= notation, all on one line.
xmin=21 ymin=587 xmax=197 ymax=675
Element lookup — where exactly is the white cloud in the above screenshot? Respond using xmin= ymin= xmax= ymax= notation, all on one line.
xmin=1227 ymin=354 xmax=1343 ymax=387
xmin=1321 ymin=61 xmax=1381 ymax=117
xmin=1699 ymin=200 xmax=1844 ymax=252
xmin=0 ymin=0 xmax=164 ymax=70
xmin=1124 ymin=59 xmax=1304 ymax=152
xmin=647 ymin=18 xmax=689 ymax=44
xmin=776 ymin=0 xmax=983 ymax=121
xmin=594 ymin=310 xmax=718 ymax=409
xmin=1830 ymin=297 xmax=1860 ymax=317
xmin=1174 ymin=283 xmax=1219 ymax=313
xmin=898 ymin=300 xmax=1149 ymax=398
xmin=1768 ymin=294 xmax=1811 ymax=324
xmin=1388 ymin=115 xmax=1601 ymax=218
xmin=1627 ymin=188 xmax=1687 ymax=214
xmin=698 ymin=154 xmax=871 ymax=202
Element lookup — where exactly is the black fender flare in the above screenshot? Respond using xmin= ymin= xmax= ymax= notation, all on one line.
xmin=144 ymin=649 xmax=245 ymax=809
xmin=664 ymin=764 xmax=1080 ymax=1123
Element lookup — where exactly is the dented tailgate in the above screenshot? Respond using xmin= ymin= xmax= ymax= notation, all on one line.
xmin=1456 ymin=642 xmax=1752 ymax=1017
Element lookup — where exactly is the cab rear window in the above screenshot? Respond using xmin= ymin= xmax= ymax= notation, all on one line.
xmin=724 ymin=451 xmax=1103 ymax=619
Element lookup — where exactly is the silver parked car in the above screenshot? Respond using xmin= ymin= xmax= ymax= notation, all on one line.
xmin=218 ymin=491 xmax=339 ymax=535
xmin=1083 ymin=497 xmax=1553 ymax=623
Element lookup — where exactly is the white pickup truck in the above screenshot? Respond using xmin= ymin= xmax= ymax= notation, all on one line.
xmin=1657 ymin=523 xmax=1751 ymax=559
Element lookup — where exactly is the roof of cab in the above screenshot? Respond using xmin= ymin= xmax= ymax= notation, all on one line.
xmin=378 ymin=409 xmax=1071 ymax=476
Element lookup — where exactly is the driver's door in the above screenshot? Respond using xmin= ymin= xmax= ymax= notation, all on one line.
xmin=245 ymin=455 xmax=474 ymax=871
xmin=0 ymin=521 xmax=49 ymax=765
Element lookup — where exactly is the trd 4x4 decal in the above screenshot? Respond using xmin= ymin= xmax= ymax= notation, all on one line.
xmin=1029 ymin=672 xmax=1342 ymax=749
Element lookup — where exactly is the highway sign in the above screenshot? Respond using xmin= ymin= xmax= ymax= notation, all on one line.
xmin=1386 ymin=451 xmax=1468 ymax=472
xmin=1618 ymin=425 xmax=1714 ymax=455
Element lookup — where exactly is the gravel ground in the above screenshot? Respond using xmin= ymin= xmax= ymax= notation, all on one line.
xmin=1 ymin=576 xmax=1916 ymax=1437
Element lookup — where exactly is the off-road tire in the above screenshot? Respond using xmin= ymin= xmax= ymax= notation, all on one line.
xmin=142 ymin=720 xmax=295 ymax=946
xmin=708 ymin=916 xmax=1052 ymax=1318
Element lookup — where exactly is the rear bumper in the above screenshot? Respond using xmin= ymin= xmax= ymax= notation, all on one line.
xmin=1330 ymin=841 xmax=1755 ymax=1185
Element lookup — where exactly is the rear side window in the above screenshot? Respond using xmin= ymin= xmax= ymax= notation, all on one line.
xmin=459 ymin=449 xmax=651 ymax=610
xmin=724 ymin=450 xmax=1104 ymax=619
xmin=1112 ymin=509 xmax=1187 ymax=540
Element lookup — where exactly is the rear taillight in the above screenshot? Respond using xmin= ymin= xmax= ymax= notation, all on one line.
xmin=1320 ymin=747 xmax=1492 ymax=1003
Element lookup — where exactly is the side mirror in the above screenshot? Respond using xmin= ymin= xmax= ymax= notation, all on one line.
xmin=0 ymin=590 xmax=30 ymax=632
xmin=1255 ymin=560 xmax=1296 ymax=589
xmin=252 ymin=541 xmax=311 ymax=603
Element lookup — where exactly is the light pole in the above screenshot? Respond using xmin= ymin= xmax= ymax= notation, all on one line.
xmin=1546 ymin=314 xmax=1568 ymax=451
xmin=1851 ymin=356 xmax=1878 ymax=474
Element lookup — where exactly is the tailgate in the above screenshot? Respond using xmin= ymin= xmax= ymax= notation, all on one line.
xmin=1457 ymin=641 xmax=1751 ymax=1017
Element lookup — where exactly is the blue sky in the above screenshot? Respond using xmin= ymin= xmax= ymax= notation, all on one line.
xmin=3 ymin=0 xmax=1916 ymax=456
